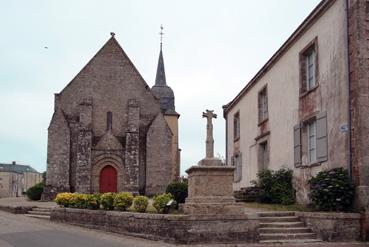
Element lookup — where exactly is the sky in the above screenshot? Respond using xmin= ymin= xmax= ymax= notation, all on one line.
xmin=0 ymin=0 xmax=321 ymax=174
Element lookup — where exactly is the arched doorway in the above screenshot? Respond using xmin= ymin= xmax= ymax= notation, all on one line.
xmin=99 ymin=165 xmax=117 ymax=193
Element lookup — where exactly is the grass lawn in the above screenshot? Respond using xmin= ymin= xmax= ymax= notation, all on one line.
xmin=244 ymin=202 xmax=311 ymax=212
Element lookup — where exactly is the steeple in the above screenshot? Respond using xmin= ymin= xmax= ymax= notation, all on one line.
xmin=151 ymin=25 xmax=178 ymax=115
xmin=155 ymin=44 xmax=167 ymax=86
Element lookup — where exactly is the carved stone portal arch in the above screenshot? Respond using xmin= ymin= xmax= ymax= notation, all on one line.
xmin=91 ymin=154 xmax=124 ymax=193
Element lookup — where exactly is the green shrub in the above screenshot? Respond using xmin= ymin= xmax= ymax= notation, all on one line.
xmin=153 ymin=193 xmax=174 ymax=213
xmin=113 ymin=192 xmax=134 ymax=211
xmin=26 ymin=182 xmax=44 ymax=201
xmin=100 ymin=192 xmax=116 ymax=210
xmin=255 ymin=168 xmax=295 ymax=205
xmin=133 ymin=196 xmax=149 ymax=213
xmin=166 ymin=182 xmax=188 ymax=208
xmin=309 ymin=168 xmax=355 ymax=211
xmin=85 ymin=194 xmax=100 ymax=210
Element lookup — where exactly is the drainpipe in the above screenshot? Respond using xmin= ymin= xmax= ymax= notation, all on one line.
xmin=225 ymin=113 xmax=228 ymax=166
xmin=345 ymin=0 xmax=353 ymax=178
xmin=223 ymin=106 xmax=228 ymax=166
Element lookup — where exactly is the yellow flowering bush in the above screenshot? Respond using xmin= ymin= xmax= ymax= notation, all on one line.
xmin=55 ymin=192 xmax=74 ymax=207
xmin=113 ymin=192 xmax=134 ymax=211
xmin=133 ymin=195 xmax=149 ymax=213
xmin=153 ymin=193 xmax=174 ymax=213
xmin=85 ymin=194 xmax=100 ymax=210
xmin=69 ymin=193 xmax=88 ymax=208
xmin=100 ymin=192 xmax=116 ymax=210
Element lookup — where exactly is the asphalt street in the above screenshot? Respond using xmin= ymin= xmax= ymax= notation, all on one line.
xmin=0 ymin=210 xmax=171 ymax=247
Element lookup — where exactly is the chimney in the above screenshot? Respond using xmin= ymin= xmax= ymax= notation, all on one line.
xmin=12 ymin=161 xmax=16 ymax=165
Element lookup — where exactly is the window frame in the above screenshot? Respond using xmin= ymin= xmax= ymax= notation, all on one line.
xmin=258 ymin=140 xmax=269 ymax=171
xmin=233 ymin=152 xmax=242 ymax=182
xmin=299 ymin=38 xmax=319 ymax=96
xmin=258 ymin=85 xmax=268 ymax=124
xmin=307 ymin=120 xmax=317 ymax=163
xmin=233 ymin=111 xmax=240 ymax=141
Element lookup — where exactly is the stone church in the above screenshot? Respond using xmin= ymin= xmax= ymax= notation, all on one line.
xmin=43 ymin=33 xmax=180 ymax=200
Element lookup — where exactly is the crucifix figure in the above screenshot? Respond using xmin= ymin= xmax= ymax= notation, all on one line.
xmin=202 ymin=109 xmax=217 ymax=158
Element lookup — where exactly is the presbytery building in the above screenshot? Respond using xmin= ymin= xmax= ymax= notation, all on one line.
xmin=223 ymin=0 xmax=369 ymax=212
xmin=43 ymin=33 xmax=180 ymax=200
xmin=0 ymin=161 xmax=42 ymax=198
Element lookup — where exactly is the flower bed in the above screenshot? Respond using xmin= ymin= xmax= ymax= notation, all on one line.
xmin=55 ymin=192 xmax=174 ymax=213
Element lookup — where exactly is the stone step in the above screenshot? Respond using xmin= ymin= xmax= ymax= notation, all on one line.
xmin=31 ymin=207 xmax=51 ymax=212
xmin=259 ymin=227 xmax=311 ymax=234
xmin=259 ymin=239 xmax=322 ymax=244
xmin=259 ymin=216 xmax=300 ymax=222
xmin=24 ymin=214 xmax=51 ymax=220
xmin=259 ymin=211 xmax=295 ymax=217
xmin=259 ymin=221 xmax=305 ymax=228
xmin=27 ymin=210 xmax=51 ymax=216
xmin=259 ymin=232 xmax=317 ymax=241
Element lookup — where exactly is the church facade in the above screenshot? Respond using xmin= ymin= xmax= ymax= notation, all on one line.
xmin=43 ymin=33 xmax=180 ymax=200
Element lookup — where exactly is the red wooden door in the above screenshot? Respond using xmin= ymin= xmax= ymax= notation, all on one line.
xmin=99 ymin=165 xmax=117 ymax=193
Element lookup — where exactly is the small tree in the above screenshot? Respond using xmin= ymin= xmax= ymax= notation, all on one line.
xmin=166 ymin=182 xmax=188 ymax=208
xmin=26 ymin=182 xmax=44 ymax=201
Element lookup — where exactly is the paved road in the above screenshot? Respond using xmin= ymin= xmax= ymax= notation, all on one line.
xmin=0 ymin=210 xmax=368 ymax=247
xmin=0 ymin=211 xmax=171 ymax=247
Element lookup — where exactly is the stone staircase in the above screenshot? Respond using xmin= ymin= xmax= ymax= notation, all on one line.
xmin=258 ymin=212 xmax=321 ymax=244
xmin=24 ymin=207 xmax=51 ymax=220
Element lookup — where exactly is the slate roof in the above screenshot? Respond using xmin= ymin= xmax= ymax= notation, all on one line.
xmin=151 ymin=45 xmax=179 ymax=116
xmin=0 ymin=163 xmax=40 ymax=174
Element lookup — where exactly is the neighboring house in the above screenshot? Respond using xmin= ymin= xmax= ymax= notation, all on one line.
xmin=0 ymin=162 xmax=42 ymax=198
xmin=43 ymin=33 xmax=180 ymax=200
xmin=223 ymin=0 xmax=369 ymax=209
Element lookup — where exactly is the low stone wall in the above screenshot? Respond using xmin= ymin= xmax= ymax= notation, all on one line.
xmin=296 ymin=212 xmax=361 ymax=241
xmin=0 ymin=205 xmax=33 ymax=214
xmin=51 ymin=208 xmax=259 ymax=244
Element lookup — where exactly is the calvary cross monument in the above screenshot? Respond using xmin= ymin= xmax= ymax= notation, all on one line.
xmin=183 ymin=109 xmax=243 ymax=215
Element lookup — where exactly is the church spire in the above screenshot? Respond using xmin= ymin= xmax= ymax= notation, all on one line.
xmin=155 ymin=25 xmax=167 ymax=86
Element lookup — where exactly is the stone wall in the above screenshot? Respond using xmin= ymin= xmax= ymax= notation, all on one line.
xmin=146 ymin=114 xmax=173 ymax=195
xmin=348 ymin=0 xmax=369 ymax=240
xmin=296 ymin=212 xmax=361 ymax=241
xmin=51 ymin=208 xmax=259 ymax=244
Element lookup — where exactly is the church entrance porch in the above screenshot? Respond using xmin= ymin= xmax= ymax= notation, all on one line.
xmin=99 ymin=165 xmax=117 ymax=193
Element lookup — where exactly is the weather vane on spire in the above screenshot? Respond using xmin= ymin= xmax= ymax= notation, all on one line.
xmin=159 ymin=24 xmax=164 ymax=48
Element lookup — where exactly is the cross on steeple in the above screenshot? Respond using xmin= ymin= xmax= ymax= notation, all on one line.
xmin=159 ymin=25 xmax=164 ymax=49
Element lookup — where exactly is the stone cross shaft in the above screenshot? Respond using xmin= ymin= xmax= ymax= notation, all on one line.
xmin=202 ymin=109 xmax=217 ymax=158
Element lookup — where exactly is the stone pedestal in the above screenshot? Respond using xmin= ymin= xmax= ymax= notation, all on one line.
xmin=197 ymin=158 xmax=222 ymax=167
xmin=183 ymin=164 xmax=244 ymax=215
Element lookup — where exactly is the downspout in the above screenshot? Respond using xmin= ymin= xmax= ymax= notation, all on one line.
xmin=345 ymin=0 xmax=353 ymax=178
xmin=223 ymin=106 xmax=228 ymax=166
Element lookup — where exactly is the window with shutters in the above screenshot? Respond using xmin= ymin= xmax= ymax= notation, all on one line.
xmin=258 ymin=86 xmax=268 ymax=123
xmin=300 ymin=38 xmax=318 ymax=95
xmin=234 ymin=111 xmax=240 ymax=141
xmin=233 ymin=153 xmax=242 ymax=182
xmin=307 ymin=120 xmax=317 ymax=163
xmin=258 ymin=141 xmax=269 ymax=170
xmin=294 ymin=112 xmax=327 ymax=167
